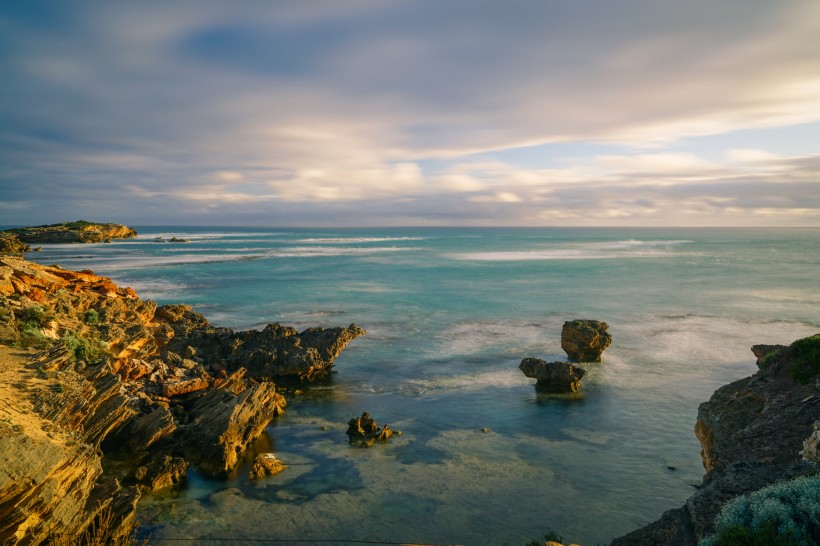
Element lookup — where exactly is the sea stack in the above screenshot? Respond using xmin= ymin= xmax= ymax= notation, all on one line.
xmin=519 ymin=357 xmax=586 ymax=393
xmin=561 ymin=319 xmax=612 ymax=362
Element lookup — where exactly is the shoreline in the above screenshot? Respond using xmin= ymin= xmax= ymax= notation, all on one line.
xmin=1 ymin=240 xmax=820 ymax=540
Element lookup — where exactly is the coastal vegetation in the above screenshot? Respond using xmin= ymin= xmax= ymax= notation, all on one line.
xmin=1 ymin=220 xmax=137 ymax=244
xmin=699 ymin=475 xmax=820 ymax=546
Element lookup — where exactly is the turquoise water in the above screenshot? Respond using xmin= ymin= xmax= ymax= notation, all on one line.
xmin=29 ymin=227 xmax=820 ymax=545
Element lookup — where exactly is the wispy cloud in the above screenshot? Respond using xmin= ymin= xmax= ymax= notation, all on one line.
xmin=1 ymin=1 xmax=818 ymax=226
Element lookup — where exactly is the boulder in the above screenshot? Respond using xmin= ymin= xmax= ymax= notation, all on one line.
xmin=519 ymin=358 xmax=586 ymax=393
xmin=803 ymin=421 xmax=820 ymax=462
xmin=249 ymin=453 xmax=287 ymax=480
xmin=561 ymin=319 xmax=611 ymax=362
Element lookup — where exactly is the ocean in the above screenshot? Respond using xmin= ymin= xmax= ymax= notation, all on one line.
xmin=27 ymin=227 xmax=820 ymax=545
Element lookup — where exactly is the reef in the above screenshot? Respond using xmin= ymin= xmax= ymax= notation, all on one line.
xmin=0 ymin=255 xmax=364 ymax=543
xmin=2 ymin=220 xmax=137 ymax=244
xmin=610 ymin=333 xmax=820 ymax=545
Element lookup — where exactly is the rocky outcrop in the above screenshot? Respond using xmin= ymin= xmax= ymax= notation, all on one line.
xmin=610 ymin=333 xmax=820 ymax=545
xmin=249 ymin=453 xmax=287 ymax=480
xmin=519 ymin=358 xmax=585 ymax=393
xmin=157 ymin=304 xmax=366 ymax=380
xmin=803 ymin=422 xmax=820 ymax=462
xmin=0 ymin=233 xmax=30 ymax=254
xmin=561 ymin=319 xmax=611 ymax=362
xmin=0 ymin=255 xmax=363 ymax=541
xmin=176 ymin=368 xmax=286 ymax=477
xmin=3 ymin=221 xmax=137 ymax=244
xmin=346 ymin=412 xmax=394 ymax=447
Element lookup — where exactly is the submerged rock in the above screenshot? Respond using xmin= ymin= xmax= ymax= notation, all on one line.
xmin=561 ymin=319 xmax=611 ymax=362
xmin=519 ymin=357 xmax=586 ymax=393
xmin=249 ymin=453 xmax=287 ymax=480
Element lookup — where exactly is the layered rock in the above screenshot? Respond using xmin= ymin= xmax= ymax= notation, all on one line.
xmin=176 ymin=368 xmax=286 ymax=477
xmin=519 ymin=357 xmax=586 ymax=393
xmin=0 ymin=255 xmax=364 ymax=541
xmin=3 ymin=221 xmax=137 ymax=244
xmin=157 ymin=304 xmax=366 ymax=380
xmin=610 ymin=333 xmax=820 ymax=545
xmin=561 ymin=319 xmax=611 ymax=362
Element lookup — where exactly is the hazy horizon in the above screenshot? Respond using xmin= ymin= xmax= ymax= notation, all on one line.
xmin=2 ymin=1 xmax=819 ymax=227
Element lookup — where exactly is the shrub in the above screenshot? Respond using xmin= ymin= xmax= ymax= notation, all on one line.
xmin=84 ymin=308 xmax=100 ymax=325
xmin=62 ymin=330 xmax=107 ymax=364
xmin=788 ymin=334 xmax=820 ymax=384
xmin=22 ymin=306 xmax=55 ymax=329
xmin=699 ymin=475 xmax=820 ymax=546
xmin=20 ymin=325 xmax=50 ymax=349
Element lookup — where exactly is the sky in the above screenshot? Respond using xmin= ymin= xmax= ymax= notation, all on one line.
xmin=1 ymin=0 xmax=820 ymax=227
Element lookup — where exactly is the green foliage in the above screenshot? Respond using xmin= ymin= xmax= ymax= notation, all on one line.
xmin=62 ymin=330 xmax=106 ymax=364
xmin=759 ymin=349 xmax=781 ymax=369
xmin=788 ymin=334 xmax=820 ymax=384
xmin=699 ymin=475 xmax=820 ymax=546
xmin=22 ymin=306 xmax=55 ymax=329
xmin=20 ymin=325 xmax=50 ymax=349
xmin=52 ymin=383 xmax=64 ymax=394
xmin=84 ymin=308 xmax=100 ymax=325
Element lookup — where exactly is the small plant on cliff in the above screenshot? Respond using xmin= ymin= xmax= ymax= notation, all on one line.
xmin=19 ymin=325 xmax=50 ymax=349
xmin=22 ymin=305 xmax=55 ymax=329
xmin=788 ymin=334 xmax=820 ymax=384
xmin=699 ymin=474 xmax=820 ymax=546
xmin=62 ymin=330 xmax=107 ymax=364
xmin=84 ymin=308 xmax=100 ymax=325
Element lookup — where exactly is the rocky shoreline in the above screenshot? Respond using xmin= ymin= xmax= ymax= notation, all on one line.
xmin=2 ymin=221 xmax=137 ymax=246
xmin=0 ymin=255 xmax=364 ymax=543
xmin=609 ymin=334 xmax=819 ymax=545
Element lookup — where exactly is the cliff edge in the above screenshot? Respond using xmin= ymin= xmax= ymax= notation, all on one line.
xmin=610 ymin=334 xmax=820 ymax=545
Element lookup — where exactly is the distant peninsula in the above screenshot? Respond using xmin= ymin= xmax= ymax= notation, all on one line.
xmin=2 ymin=220 xmax=137 ymax=245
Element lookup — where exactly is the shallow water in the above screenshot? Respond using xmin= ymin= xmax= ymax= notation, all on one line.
xmin=28 ymin=227 xmax=820 ymax=545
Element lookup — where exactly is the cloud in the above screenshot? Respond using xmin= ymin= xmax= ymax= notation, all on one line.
xmin=0 ymin=1 xmax=818 ymax=226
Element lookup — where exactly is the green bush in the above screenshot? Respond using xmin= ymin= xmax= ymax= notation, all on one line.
xmin=22 ymin=306 xmax=55 ymax=329
xmin=789 ymin=334 xmax=820 ymax=384
xmin=20 ymin=326 xmax=50 ymax=349
xmin=699 ymin=475 xmax=820 ymax=546
xmin=62 ymin=330 xmax=107 ymax=364
xmin=83 ymin=308 xmax=100 ymax=325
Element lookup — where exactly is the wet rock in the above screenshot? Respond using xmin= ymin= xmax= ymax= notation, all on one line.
xmin=561 ymin=319 xmax=611 ymax=362
xmin=178 ymin=368 xmax=286 ymax=477
xmin=346 ymin=411 xmax=393 ymax=447
xmin=133 ymin=454 xmax=188 ymax=491
xmin=249 ymin=452 xmax=287 ymax=480
xmin=519 ymin=357 xmax=585 ymax=393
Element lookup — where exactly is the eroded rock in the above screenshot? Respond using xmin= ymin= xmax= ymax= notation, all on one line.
xmin=346 ymin=411 xmax=393 ymax=447
xmin=178 ymin=368 xmax=286 ymax=477
xmin=249 ymin=453 xmax=287 ymax=480
xmin=561 ymin=319 xmax=611 ymax=362
xmin=519 ymin=357 xmax=586 ymax=393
